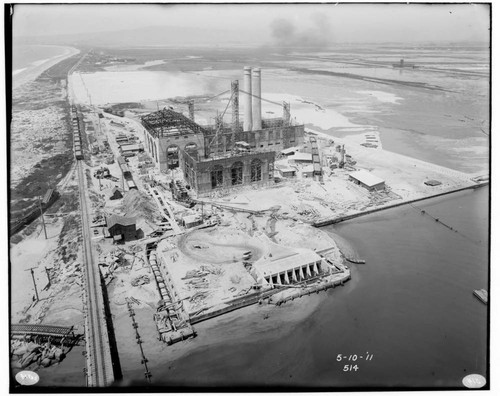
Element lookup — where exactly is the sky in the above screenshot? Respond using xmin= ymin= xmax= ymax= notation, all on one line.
xmin=11 ymin=3 xmax=490 ymax=44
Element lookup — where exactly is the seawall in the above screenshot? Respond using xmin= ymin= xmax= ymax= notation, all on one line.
xmin=313 ymin=182 xmax=488 ymax=228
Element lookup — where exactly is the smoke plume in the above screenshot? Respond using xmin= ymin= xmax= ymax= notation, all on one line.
xmin=270 ymin=14 xmax=333 ymax=49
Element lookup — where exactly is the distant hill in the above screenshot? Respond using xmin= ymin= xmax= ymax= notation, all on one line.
xmin=14 ymin=25 xmax=267 ymax=48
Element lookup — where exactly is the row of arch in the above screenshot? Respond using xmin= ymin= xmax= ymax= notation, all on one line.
xmin=210 ymin=159 xmax=263 ymax=189
xmin=145 ymin=133 xmax=159 ymax=162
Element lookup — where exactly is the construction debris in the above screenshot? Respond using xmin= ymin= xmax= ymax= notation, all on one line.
xmin=131 ymin=275 xmax=150 ymax=287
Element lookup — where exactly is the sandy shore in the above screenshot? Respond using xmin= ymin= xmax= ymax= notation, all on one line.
xmin=13 ymin=46 xmax=80 ymax=89
xmin=10 ymin=45 xmax=84 ymax=327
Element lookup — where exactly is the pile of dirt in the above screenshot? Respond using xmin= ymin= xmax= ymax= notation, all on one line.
xmin=122 ymin=189 xmax=161 ymax=224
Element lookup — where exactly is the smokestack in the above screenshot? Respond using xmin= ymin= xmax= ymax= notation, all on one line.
xmin=243 ymin=67 xmax=252 ymax=131
xmin=251 ymin=68 xmax=262 ymax=131
xmin=283 ymin=101 xmax=290 ymax=126
xmin=188 ymin=100 xmax=194 ymax=121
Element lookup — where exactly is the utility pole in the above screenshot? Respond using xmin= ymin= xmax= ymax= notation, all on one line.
xmin=37 ymin=195 xmax=48 ymax=239
xmin=44 ymin=267 xmax=52 ymax=284
xmin=97 ymin=113 xmax=102 ymax=135
xmin=25 ymin=267 xmax=39 ymax=302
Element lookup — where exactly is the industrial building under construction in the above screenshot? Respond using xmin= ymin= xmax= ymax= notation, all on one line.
xmin=141 ymin=67 xmax=305 ymax=195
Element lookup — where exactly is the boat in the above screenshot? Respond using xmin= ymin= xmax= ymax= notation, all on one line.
xmin=346 ymin=257 xmax=366 ymax=264
xmin=473 ymin=289 xmax=488 ymax=304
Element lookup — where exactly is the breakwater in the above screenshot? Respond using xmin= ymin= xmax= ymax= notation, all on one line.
xmin=313 ymin=182 xmax=488 ymax=228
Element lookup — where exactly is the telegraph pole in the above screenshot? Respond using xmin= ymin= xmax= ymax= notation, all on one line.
xmin=44 ymin=267 xmax=52 ymax=284
xmin=96 ymin=113 xmax=102 ymax=135
xmin=38 ymin=195 xmax=48 ymax=239
xmin=25 ymin=267 xmax=39 ymax=302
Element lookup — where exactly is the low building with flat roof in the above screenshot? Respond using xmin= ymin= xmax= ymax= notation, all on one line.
xmin=349 ymin=169 xmax=385 ymax=191
xmin=252 ymin=246 xmax=330 ymax=286
xmin=279 ymin=167 xmax=296 ymax=178
xmin=121 ymin=143 xmax=144 ymax=153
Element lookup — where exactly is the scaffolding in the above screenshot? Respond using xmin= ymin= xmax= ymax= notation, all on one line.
xmin=250 ymin=158 xmax=262 ymax=182
xmin=142 ymin=108 xmax=208 ymax=138
xmin=231 ymin=80 xmax=239 ymax=136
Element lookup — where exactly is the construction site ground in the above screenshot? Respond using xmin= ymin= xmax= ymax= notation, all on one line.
xmin=76 ymin=102 xmax=483 ymax=324
xmin=191 ymin=133 xmax=480 ymax=224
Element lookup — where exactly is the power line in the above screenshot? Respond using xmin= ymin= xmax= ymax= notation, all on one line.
xmin=239 ymin=88 xmax=283 ymax=107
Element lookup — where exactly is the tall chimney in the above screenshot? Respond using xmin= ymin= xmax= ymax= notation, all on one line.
xmin=188 ymin=100 xmax=194 ymax=121
xmin=283 ymin=101 xmax=290 ymax=126
xmin=251 ymin=68 xmax=262 ymax=131
xmin=243 ymin=66 xmax=252 ymax=131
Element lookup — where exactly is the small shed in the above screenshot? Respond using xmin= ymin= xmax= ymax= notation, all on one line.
xmin=349 ymin=170 xmax=385 ymax=191
xmin=279 ymin=167 xmax=296 ymax=178
xmin=106 ymin=215 xmax=136 ymax=241
xmin=182 ymin=214 xmax=203 ymax=229
xmin=110 ymin=187 xmax=123 ymax=200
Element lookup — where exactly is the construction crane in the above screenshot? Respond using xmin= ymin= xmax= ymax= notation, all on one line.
xmin=178 ymin=83 xmax=289 ymax=155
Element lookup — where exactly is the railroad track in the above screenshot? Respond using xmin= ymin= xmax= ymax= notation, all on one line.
xmin=77 ymin=160 xmax=114 ymax=387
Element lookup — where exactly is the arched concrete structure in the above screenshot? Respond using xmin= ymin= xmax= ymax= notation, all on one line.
xmin=231 ymin=161 xmax=244 ymax=185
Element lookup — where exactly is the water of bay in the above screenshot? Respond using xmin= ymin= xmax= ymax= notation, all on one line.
xmin=123 ymin=185 xmax=488 ymax=389
xmin=13 ymin=44 xmax=70 ymax=71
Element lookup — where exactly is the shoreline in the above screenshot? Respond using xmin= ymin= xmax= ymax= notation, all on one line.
xmin=13 ymin=46 xmax=80 ymax=89
xmin=12 ymin=44 xmax=489 ymax=387
xmin=313 ymin=181 xmax=488 ymax=227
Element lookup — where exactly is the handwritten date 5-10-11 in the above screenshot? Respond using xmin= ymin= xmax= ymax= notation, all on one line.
xmin=337 ymin=352 xmax=374 ymax=372
xmin=337 ymin=352 xmax=374 ymax=362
